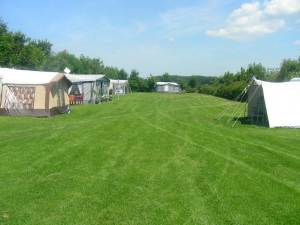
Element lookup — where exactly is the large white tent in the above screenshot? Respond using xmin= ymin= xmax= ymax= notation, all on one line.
xmin=155 ymin=82 xmax=181 ymax=93
xmin=65 ymin=74 xmax=109 ymax=103
xmin=248 ymin=79 xmax=300 ymax=128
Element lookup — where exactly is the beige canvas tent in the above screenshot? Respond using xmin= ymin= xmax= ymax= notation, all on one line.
xmin=0 ymin=68 xmax=72 ymax=117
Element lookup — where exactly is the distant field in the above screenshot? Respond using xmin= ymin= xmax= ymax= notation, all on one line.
xmin=1 ymin=93 xmax=299 ymax=225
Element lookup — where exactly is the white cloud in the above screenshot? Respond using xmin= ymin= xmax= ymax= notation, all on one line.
xmin=206 ymin=0 xmax=300 ymax=40
xmin=294 ymin=40 xmax=300 ymax=45
xmin=168 ymin=37 xmax=175 ymax=42
xmin=159 ymin=6 xmax=208 ymax=36
xmin=263 ymin=0 xmax=300 ymax=15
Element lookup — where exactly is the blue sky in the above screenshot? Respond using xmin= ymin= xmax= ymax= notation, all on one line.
xmin=1 ymin=0 xmax=300 ymax=77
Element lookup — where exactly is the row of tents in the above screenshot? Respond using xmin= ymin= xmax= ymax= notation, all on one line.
xmin=0 ymin=68 xmax=129 ymax=117
xmin=2 ymin=68 xmax=300 ymax=128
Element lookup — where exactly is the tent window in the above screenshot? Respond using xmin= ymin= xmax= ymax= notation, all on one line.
xmin=56 ymin=82 xmax=65 ymax=107
xmin=157 ymin=86 xmax=164 ymax=92
xmin=70 ymin=84 xmax=80 ymax=94
xmin=113 ymin=83 xmax=125 ymax=94
xmin=5 ymin=85 xmax=36 ymax=109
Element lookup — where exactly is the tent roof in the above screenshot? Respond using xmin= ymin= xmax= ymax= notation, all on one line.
xmin=249 ymin=79 xmax=300 ymax=128
xmin=155 ymin=82 xmax=179 ymax=86
xmin=290 ymin=77 xmax=300 ymax=82
xmin=109 ymin=79 xmax=128 ymax=84
xmin=0 ymin=68 xmax=62 ymax=84
xmin=65 ymin=74 xmax=107 ymax=84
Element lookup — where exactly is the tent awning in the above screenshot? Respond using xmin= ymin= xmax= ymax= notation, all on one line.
xmin=155 ymin=82 xmax=179 ymax=86
xmin=65 ymin=74 xmax=107 ymax=83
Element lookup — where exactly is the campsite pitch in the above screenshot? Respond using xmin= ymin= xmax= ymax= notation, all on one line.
xmin=0 ymin=93 xmax=300 ymax=224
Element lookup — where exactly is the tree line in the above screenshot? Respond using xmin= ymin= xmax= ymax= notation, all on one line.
xmin=199 ymin=58 xmax=300 ymax=100
xmin=1 ymin=18 xmax=300 ymax=99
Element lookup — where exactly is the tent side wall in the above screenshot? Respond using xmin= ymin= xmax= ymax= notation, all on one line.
xmin=168 ymin=84 xmax=180 ymax=93
xmin=0 ymin=75 xmax=2 ymax=107
xmin=0 ymin=76 xmax=2 ymax=106
xmin=262 ymin=82 xmax=300 ymax=128
xmin=247 ymin=84 xmax=264 ymax=116
xmin=49 ymin=77 xmax=71 ymax=115
xmin=0 ymin=83 xmax=48 ymax=116
xmin=68 ymin=77 xmax=109 ymax=103
xmin=155 ymin=83 xmax=180 ymax=93
xmin=110 ymin=80 xmax=129 ymax=95
xmin=82 ymin=82 xmax=94 ymax=103
xmin=0 ymin=74 xmax=71 ymax=117
xmin=247 ymin=80 xmax=300 ymax=128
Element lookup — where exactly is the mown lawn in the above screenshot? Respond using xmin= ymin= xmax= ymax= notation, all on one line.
xmin=0 ymin=93 xmax=300 ymax=225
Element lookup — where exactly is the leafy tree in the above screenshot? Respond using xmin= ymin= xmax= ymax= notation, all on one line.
xmin=118 ymin=68 xmax=128 ymax=80
xmin=129 ymin=69 xmax=139 ymax=80
xmin=0 ymin=31 xmax=13 ymax=67
xmin=34 ymin=39 xmax=52 ymax=56
xmin=0 ymin=18 xmax=8 ymax=33
xmin=277 ymin=58 xmax=300 ymax=81
xmin=79 ymin=54 xmax=104 ymax=74
xmin=19 ymin=42 xmax=47 ymax=70
xmin=246 ymin=62 xmax=266 ymax=81
xmin=188 ymin=76 xmax=198 ymax=88
xmin=129 ymin=69 xmax=140 ymax=91
xmin=161 ymin=72 xmax=170 ymax=82
xmin=137 ymin=78 xmax=149 ymax=92
xmin=44 ymin=50 xmax=77 ymax=72
xmin=146 ymin=75 xmax=157 ymax=92
xmin=103 ymin=66 xmax=119 ymax=79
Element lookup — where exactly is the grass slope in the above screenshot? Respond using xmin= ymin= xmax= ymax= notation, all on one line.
xmin=0 ymin=93 xmax=300 ymax=224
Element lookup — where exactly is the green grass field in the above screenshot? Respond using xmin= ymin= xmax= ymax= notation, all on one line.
xmin=1 ymin=93 xmax=300 ymax=225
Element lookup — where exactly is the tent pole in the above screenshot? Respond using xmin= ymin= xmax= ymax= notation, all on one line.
xmin=226 ymin=86 xmax=249 ymax=124
xmin=230 ymin=84 xmax=261 ymax=126
xmin=232 ymin=102 xmax=248 ymax=127
xmin=217 ymin=85 xmax=250 ymax=121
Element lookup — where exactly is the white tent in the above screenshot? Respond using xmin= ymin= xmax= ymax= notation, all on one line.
xmin=248 ymin=79 xmax=300 ymax=128
xmin=65 ymin=74 xmax=109 ymax=103
xmin=109 ymin=80 xmax=129 ymax=95
xmin=155 ymin=82 xmax=181 ymax=93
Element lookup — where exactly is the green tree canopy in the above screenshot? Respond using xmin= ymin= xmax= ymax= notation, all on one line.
xmin=118 ymin=68 xmax=128 ymax=80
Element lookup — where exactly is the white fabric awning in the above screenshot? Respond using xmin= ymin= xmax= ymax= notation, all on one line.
xmin=65 ymin=74 xmax=106 ymax=83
